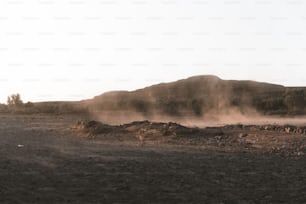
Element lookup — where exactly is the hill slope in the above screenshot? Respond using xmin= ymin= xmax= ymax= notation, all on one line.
xmin=84 ymin=75 xmax=306 ymax=117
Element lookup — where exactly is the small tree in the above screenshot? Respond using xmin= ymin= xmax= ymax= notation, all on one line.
xmin=7 ymin=93 xmax=23 ymax=107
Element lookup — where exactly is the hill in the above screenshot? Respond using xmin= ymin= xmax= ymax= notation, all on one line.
xmin=83 ymin=75 xmax=306 ymax=117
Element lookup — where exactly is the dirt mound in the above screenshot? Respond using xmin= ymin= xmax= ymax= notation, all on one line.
xmin=73 ymin=120 xmax=123 ymax=135
xmin=72 ymin=120 xmax=227 ymax=145
xmin=122 ymin=120 xmax=193 ymax=136
xmin=72 ymin=120 xmax=200 ymax=140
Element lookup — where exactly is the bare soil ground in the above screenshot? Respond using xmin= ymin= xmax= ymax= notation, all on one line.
xmin=1 ymin=114 xmax=306 ymax=203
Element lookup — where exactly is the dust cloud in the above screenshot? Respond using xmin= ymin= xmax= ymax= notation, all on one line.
xmin=89 ymin=109 xmax=306 ymax=129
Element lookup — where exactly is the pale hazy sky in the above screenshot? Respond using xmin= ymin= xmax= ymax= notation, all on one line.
xmin=0 ymin=0 xmax=305 ymax=103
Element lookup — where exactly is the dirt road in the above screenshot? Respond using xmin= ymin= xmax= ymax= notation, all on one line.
xmin=1 ymin=115 xmax=306 ymax=203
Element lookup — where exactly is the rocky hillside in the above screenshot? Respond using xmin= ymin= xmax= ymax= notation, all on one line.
xmin=84 ymin=75 xmax=306 ymax=116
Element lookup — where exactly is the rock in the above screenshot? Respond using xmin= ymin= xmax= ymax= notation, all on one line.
xmin=285 ymin=127 xmax=291 ymax=134
xmin=297 ymin=151 xmax=304 ymax=156
xmin=215 ymin=136 xmax=222 ymax=141
xmin=249 ymin=126 xmax=258 ymax=131
xmin=296 ymin=128 xmax=303 ymax=134
xmin=238 ymin=133 xmax=248 ymax=138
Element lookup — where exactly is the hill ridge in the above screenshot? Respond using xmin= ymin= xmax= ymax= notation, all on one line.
xmin=85 ymin=75 xmax=306 ymax=117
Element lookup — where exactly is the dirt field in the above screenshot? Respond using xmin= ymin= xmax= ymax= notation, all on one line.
xmin=1 ymin=114 xmax=306 ymax=203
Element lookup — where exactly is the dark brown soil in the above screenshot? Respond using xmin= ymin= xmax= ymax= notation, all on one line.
xmin=1 ymin=115 xmax=306 ymax=203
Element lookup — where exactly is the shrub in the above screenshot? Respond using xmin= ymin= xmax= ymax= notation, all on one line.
xmin=7 ymin=94 xmax=23 ymax=107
